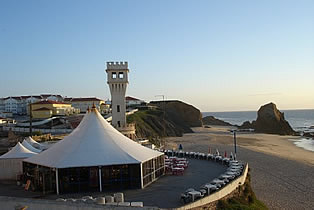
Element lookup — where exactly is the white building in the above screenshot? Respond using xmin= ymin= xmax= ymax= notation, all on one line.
xmin=126 ymin=96 xmax=145 ymax=107
xmin=4 ymin=97 xmax=21 ymax=114
xmin=0 ymin=94 xmax=62 ymax=115
xmin=41 ymin=94 xmax=63 ymax=102
xmin=0 ymin=98 xmax=4 ymax=113
xmin=65 ymin=97 xmax=105 ymax=113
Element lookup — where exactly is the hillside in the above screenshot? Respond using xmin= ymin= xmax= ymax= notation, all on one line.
xmin=127 ymin=100 xmax=202 ymax=143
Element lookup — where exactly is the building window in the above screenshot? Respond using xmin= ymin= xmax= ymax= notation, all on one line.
xmin=117 ymin=105 xmax=120 ymax=112
xmin=117 ymin=121 xmax=121 ymax=127
xmin=119 ymin=72 xmax=124 ymax=79
xmin=112 ymin=72 xmax=117 ymax=79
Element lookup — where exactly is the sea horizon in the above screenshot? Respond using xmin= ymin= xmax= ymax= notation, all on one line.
xmin=202 ymin=109 xmax=314 ymax=128
xmin=203 ymin=109 xmax=314 ymax=153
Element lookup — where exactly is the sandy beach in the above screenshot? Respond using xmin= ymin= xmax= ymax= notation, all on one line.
xmin=165 ymin=126 xmax=314 ymax=210
xmin=167 ymin=126 xmax=314 ymax=166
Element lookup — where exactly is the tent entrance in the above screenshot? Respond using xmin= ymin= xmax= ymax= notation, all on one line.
xmin=36 ymin=167 xmax=55 ymax=194
xmin=59 ymin=167 xmax=99 ymax=193
xmin=101 ymin=164 xmax=141 ymax=190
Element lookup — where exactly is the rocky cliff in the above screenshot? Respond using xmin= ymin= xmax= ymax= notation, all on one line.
xmin=127 ymin=100 xmax=202 ymax=141
xmin=150 ymin=100 xmax=203 ymax=127
xmin=240 ymin=102 xmax=295 ymax=135
xmin=202 ymin=116 xmax=233 ymax=126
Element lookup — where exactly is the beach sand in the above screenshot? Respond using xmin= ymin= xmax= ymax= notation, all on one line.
xmin=165 ymin=126 xmax=314 ymax=210
xmin=167 ymin=126 xmax=314 ymax=166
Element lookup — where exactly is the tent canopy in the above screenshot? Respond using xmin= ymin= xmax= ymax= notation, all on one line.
xmin=22 ymin=140 xmax=41 ymax=153
xmin=0 ymin=142 xmax=37 ymax=159
xmin=24 ymin=107 xmax=162 ymax=168
xmin=25 ymin=136 xmax=42 ymax=148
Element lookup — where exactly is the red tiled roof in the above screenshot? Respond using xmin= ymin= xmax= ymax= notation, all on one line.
xmin=32 ymin=100 xmax=67 ymax=105
xmin=64 ymin=98 xmax=73 ymax=102
xmin=33 ymin=96 xmax=43 ymax=99
xmin=70 ymin=97 xmax=103 ymax=102
xmin=41 ymin=94 xmax=52 ymax=97
xmin=20 ymin=96 xmax=31 ymax=99
xmin=126 ymin=96 xmax=140 ymax=101
xmin=33 ymin=107 xmax=52 ymax=111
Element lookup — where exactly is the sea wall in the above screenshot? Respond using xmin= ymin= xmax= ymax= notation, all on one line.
xmin=175 ymin=163 xmax=249 ymax=210
xmin=0 ymin=196 xmax=158 ymax=210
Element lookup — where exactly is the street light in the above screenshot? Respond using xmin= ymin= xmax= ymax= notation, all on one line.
xmin=155 ymin=95 xmax=165 ymax=147
xmin=230 ymin=129 xmax=237 ymax=159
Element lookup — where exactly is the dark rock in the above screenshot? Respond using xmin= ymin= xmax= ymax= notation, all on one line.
xmin=202 ymin=116 xmax=232 ymax=126
xmin=150 ymin=100 xmax=203 ymax=127
xmin=240 ymin=121 xmax=254 ymax=129
xmin=127 ymin=100 xmax=202 ymax=140
xmin=303 ymin=132 xmax=314 ymax=138
xmin=240 ymin=102 xmax=295 ymax=135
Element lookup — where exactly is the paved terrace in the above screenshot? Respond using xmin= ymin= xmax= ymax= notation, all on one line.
xmin=0 ymin=158 xmax=227 ymax=209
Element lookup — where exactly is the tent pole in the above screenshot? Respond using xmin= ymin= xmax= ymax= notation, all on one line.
xmin=98 ymin=167 xmax=102 ymax=192
xmin=55 ymin=168 xmax=59 ymax=195
xmin=153 ymin=158 xmax=156 ymax=181
xmin=140 ymin=163 xmax=144 ymax=189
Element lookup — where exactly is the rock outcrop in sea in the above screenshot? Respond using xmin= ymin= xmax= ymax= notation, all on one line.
xmin=202 ymin=116 xmax=233 ymax=126
xmin=240 ymin=102 xmax=295 ymax=135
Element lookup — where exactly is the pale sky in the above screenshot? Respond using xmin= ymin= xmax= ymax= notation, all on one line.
xmin=1 ymin=0 xmax=313 ymax=111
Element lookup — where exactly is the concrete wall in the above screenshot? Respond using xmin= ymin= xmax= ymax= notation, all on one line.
xmin=175 ymin=163 xmax=249 ymax=210
xmin=0 ymin=196 xmax=158 ymax=210
xmin=0 ymin=159 xmax=23 ymax=180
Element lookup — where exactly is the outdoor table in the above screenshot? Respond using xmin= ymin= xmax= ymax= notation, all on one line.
xmin=203 ymin=184 xmax=217 ymax=194
xmin=211 ymin=179 xmax=225 ymax=185
xmin=175 ymin=163 xmax=185 ymax=168
xmin=178 ymin=161 xmax=188 ymax=167
xmin=172 ymin=167 xmax=184 ymax=175
xmin=188 ymin=191 xmax=201 ymax=202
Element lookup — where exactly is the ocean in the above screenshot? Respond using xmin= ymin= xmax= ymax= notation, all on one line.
xmin=202 ymin=109 xmax=314 ymax=152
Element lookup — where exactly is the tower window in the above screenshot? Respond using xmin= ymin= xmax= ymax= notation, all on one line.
xmin=112 ymin=72 xmax=117 ymax=79
xmin=117 ymin=121 xmax=121 ymax=127
xmin=117 ymin=105 xmax=120 ymax=112
xmin=119 ymin=72 xmax=124 ymax=79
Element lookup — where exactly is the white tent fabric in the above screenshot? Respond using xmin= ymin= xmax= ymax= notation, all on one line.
xmin=25 ymin=136 xmax=44 ymax=150
xmin=0 ymin=142 xmax=37 ymax=159
xmin=22 ymin=140 xmax=41 ymax=153
xmin=25 ymin=108 xmax=163 ymax=168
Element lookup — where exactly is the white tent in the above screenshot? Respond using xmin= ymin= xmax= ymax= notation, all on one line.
xmin=25 ymin=136 xmax=43 ymax=150
xmin=0 ymin=142 xmax=37 ymax=159
xmin=24 ymin=107 xmax=165 ymax=194
xmin=25 ymin=108 xmax=162 ymax=168
xmin=0 ymin=142 xmax=37 ymax=180
xmin=22 ymin=140 xmax=41 ymax=153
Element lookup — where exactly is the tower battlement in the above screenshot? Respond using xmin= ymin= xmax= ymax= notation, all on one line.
xmin=106 ymin=61 xmax=128 ymax=70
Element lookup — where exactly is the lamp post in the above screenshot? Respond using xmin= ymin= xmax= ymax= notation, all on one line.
xmin=231 ymin=129 xmax=237 ymax=159
xmin=29 ymin=102 xmax=32 ymax=136
xmin=155 ymin=95 xmax=165 ymax=147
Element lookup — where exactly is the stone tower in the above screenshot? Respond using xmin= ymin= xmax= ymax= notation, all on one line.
xmin=106 ymin=61 xmax=136 ymax=139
